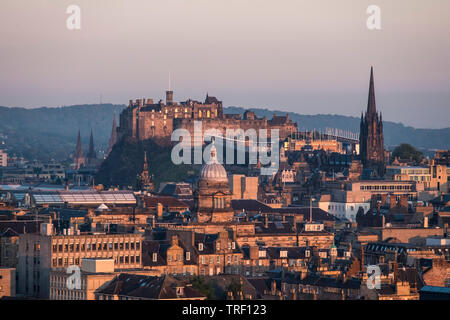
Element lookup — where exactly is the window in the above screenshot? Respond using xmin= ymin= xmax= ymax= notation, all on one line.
xmin=186 ymin=252 xmax=190 ymax=261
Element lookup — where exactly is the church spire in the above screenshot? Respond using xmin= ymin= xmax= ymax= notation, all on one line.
xmin=73 ymin=130 xmax=85 ymax=169
xmin=87 ymin=129 xmax=96 ymax=159
xmin=75 ymin=130 xmax=83 ymax=159
xmin=106 ymin=112 xmax=117 ymax=157
xmin=367 ymin=66 xmax=377 ymax=115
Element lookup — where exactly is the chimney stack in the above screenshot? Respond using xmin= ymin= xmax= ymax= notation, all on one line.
xmin=156 ymin=203 xmax=163 ymax=220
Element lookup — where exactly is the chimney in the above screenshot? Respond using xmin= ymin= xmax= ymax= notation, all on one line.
xmin=360 ymin=246 xmax=365 ymax=271
xmin=423 ymin=216 xmax=429 ymax=228
xmin=171 ymin=235 xmax=178 ymax=246
xmin=156 ymin=203 xmax=163 ymax=219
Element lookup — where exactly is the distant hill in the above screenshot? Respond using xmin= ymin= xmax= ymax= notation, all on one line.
xmin=225 ymin=107 xmax=450 ymax=152
xmin=0 ymin=104 xmax=448 ymax=162
xmin=0 ymin=104 xmax=126 ymax=162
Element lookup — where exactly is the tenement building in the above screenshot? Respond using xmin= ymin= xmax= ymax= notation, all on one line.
xmin=17 ymin=224 xmax=143 ymax=299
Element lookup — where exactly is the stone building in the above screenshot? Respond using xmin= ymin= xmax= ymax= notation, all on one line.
xmin=117 ymin=91 xmax=297 ymax=144
xmin=17 ymin=227 xmax=143 ymax=299
xmin=0 ymin=267 xmax=15 ymax=298
xmin=359 ymin=67 xmax=385 ymax=176
xmin=193 ymin=141 xmax=234 ymax=223
xmin=73 ymin=130 xmax=85 ymax=169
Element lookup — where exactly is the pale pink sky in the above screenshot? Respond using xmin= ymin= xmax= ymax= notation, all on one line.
xmin=1 ymin=0 xmax=449 ymax=128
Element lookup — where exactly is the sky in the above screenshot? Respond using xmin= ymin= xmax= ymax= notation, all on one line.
xmin=1 ymin=0 xmax=449 ymax=129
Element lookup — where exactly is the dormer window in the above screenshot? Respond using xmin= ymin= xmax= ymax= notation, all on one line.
xmin=305 ymin=250 xmax=310 ymax=257
xmin=198 ymin=243 xmax=203 ymax=251
xmin=280 ymin=250 xmax=288 ymax=258
xmin=152 ymin=253 xmax=157 ymax=262
xmin=231 ymin=242 xmax=236 ymax=250
xmin=176 ymin=286 xmax=184 ymax=296
xmin=186 ymin=252 xmax=190 ymax=261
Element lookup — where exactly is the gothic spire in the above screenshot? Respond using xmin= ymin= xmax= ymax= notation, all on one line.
xmin=74 ymin=130 xmax=84 ymax=159
xmin=106 ymin=112 xmax=117 ymax=157
xmin=143 ymin=151 xmax=148 ymax=171
xmin=367 ymin=66 xmax=377 ymax=115
xmin=87 ymin=129 xmax=96 ymax=159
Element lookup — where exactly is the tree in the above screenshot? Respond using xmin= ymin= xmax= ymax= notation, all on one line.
xmin=392 ymin=143 xmax=423 ymax=163
xmin=190 ymin=276 xmax=216 ymax=300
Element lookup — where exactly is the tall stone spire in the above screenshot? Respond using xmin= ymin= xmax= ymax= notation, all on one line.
xmin=86 ymin=129 xmax=97 ymax=167
xmin=367 ymin=66 xmax=376 ymax=116
xmin=87 ymin=130 xmax=96 ymax=158
xmin=106 ymin=113 xmax=117 ymax=157
xmin=137 ymin=151 xmax=153 ymax=192
xmin=359 ymin=66 xmax=385 ymax=177
xmin=73 ymin=130 xmax=85 ymax=169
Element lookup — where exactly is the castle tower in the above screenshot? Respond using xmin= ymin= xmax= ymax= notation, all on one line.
xmin=73 ymin=130 xmax=85 ymax=169
xmin=359 ymin=67 xmax=385 ymax=176
xmin=166 ymin=90 xmax=173 ymax=105
xmin=106 ymin=113 xmax=117 ymax=158
xmin=137 ymin=151 xmax=154 ymax=192
xmin=86 ymin=129 xmax=97 ymax=167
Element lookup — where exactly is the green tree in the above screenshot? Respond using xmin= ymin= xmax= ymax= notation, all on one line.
xmin=190 ymin=276 xmax=216 ymax=300
xmin=392 ymin=143 xmax=424 ymax=163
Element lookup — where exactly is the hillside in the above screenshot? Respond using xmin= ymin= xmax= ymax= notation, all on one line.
xmin=95 ymin=136 xmax=197 ymax=190
xmin=0 ymin=104 xmax=448 ymax=162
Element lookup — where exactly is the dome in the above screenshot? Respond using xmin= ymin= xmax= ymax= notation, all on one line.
xmin=199 ymin=142 xmax=228 ymax=183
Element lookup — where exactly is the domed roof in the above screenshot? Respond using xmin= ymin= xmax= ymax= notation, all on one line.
xmin=200 ymin=141 xmax=228 ymax=183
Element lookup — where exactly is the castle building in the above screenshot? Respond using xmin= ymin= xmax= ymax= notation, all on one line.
xmin=193 ymin=141 xmax=234 ymax=223
xmin=359 ymin=67 xmax=385 ymax=176
xmin=73 ymin=130 xmax=85 ymax=169
xmin=117 ymin=91 xmax=297 ymax=144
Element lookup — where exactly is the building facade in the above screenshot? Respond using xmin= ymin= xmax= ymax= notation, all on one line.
xmin=359 ymin=67 xmax=385 ymax=176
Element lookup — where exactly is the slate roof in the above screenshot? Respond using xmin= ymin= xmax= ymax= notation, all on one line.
xmin=143 ymin=196 xmax=189 ymax=208
xmin=95 ymin=274 xmax=205 ymax=300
